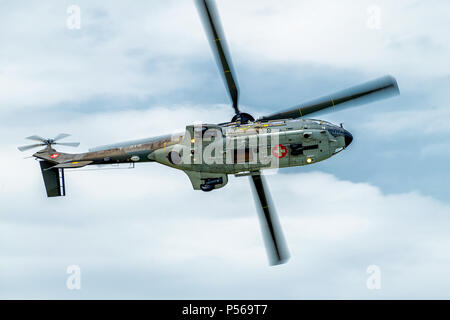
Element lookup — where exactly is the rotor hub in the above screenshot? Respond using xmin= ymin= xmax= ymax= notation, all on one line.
xmin=231 ymin=112 xmax=255 ymax=124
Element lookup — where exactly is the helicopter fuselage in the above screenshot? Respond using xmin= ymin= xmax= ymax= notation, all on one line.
xmin=151 ymin=118 xmax=352 ymax=174
xmin=34 ymin=118 xmax=352 ymax=183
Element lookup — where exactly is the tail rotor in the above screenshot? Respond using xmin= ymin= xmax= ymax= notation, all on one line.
xmin=18 ymin=133 xmax=80 ymax=152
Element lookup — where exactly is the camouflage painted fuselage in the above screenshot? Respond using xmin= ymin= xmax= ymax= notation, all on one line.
xmin=34 ymin=118 xmax=352 ymax=191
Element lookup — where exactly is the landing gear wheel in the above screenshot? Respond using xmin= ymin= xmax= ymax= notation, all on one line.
xmin=200 ymin=184 xmax=214 ymax=192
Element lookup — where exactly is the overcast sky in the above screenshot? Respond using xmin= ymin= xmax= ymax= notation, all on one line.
xmin=1 ymin=0 xmax=450 ymax=299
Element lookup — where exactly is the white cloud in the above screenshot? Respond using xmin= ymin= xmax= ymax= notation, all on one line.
xmin=2 ymin=105 xmax=450 ymax=298
xmin=2 ymin=0 xmax=450 ymax=299
xmin=0 ymin=1 xmax=206 ymax=109
xmin=362 ymin=107 xmax=450 ymax=136
xmin=218 ymin=0 xmax=450 ymax=77
xmin=1 ymin=0 xmax=449 ymax=111
xmin=1 ymin=164 xmax=450 ymax=298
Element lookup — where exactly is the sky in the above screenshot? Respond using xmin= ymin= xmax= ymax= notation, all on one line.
xmin=0 ymin=0 xmax=449 ymax=299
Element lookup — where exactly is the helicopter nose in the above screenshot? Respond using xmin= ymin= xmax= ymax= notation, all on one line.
xmin=344 ymin=129 xmax=353 ymax=147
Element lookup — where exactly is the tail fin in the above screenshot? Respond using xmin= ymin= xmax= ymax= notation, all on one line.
xmin=39 ymin=161 xmax=65 ymax=197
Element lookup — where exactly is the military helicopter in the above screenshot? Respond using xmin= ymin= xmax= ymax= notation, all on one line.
xmin=18 ymin=0 xmax=399 ymax=266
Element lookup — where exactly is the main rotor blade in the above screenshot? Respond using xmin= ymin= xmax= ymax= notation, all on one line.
xmin=196 ymin=0 xmax=240 ymax=114
xmin=26 ymin=135 xmax=46 ymax=142
xmin=53 ymin=133 xmax=71 ymax=141
xmin=249 ymin=172 xmax=290 ymax=266
xmin=259 ymin=75 xmax=400 ymax=121
xmin=54 ymin=142 xmax=80 ymax=147
xmin=18 ymin=143 xmax=44 ymax=152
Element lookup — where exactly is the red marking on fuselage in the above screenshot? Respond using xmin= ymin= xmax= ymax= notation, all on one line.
xmin=272 ymin=144 xmax=287 ymax=159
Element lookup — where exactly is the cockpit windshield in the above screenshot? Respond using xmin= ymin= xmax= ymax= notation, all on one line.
xmin=308 ymin=119 xmax=334 ymax=125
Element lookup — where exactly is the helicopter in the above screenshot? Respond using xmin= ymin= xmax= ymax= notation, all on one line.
xmin=18 ymin=0 xmax=399 ymax=266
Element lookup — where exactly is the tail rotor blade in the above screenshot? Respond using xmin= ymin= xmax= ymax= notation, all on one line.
xmin=54 ymin=142 xmax=80 ymax=147
xmin=249 ymin=172 xmax=290 ymax=266
xmin=18 ymin=143 xmax=44 ymax=152
xmin=26 ymin=135 xmax=46 ymax=142
xmin=53 ymin=133 xmax=71 ymax=141
xmin=19 ymin=134 xmax=79 ymax=152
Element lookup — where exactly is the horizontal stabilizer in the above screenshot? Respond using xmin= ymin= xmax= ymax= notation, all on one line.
xmin=50 ymin=160 xmax=93 ymax=169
